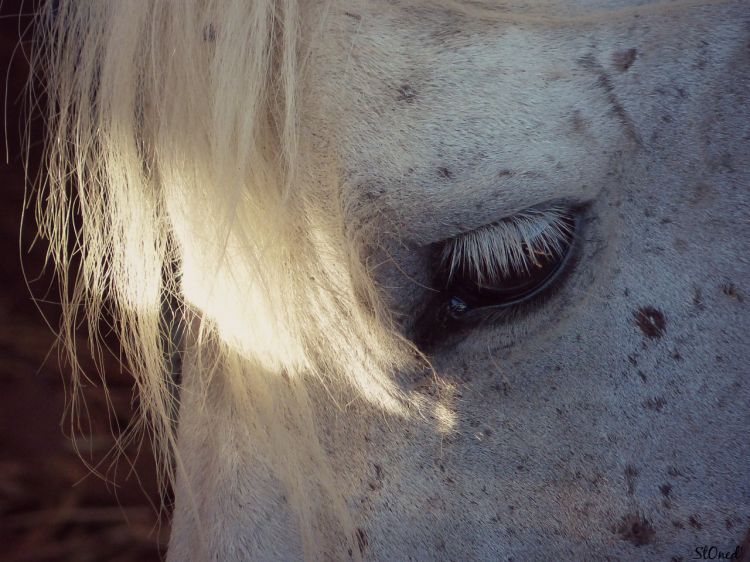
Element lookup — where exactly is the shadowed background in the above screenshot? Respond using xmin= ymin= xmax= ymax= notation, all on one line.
xmin=1 ymin=2 xmax=166 ymax=560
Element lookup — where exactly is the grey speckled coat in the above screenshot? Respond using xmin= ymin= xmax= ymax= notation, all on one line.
xmin=168 ymin=2 xmax=750 ymax=560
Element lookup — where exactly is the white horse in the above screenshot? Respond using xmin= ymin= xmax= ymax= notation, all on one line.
xmin=34 ymin=0 xmax=748 ymax=560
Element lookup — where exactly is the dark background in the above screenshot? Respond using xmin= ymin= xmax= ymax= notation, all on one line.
xmin=1 ymin=2 xmax=166 ymax=560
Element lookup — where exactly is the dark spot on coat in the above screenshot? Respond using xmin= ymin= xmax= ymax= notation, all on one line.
xmin=364 ymin=186 xmax=386 ymax=201
xmin=660 ymin=483 xmax=672 ymax=497
xmin=582 ymin=60 xmax=640 ymax=143
xmin=612 ymin=48 xmax=638 ymax=71
xmin=493 ymin=382 xmax=509 ymax=396
xmin=693 ymin=287 xmax=705 ymax=310
xmin=397 ymin=84 xmax=417 ymax=103
xmin=628 ymin=354 xmax=638 ymax=366
xmin=722 ymin=283 xmax=743 ymax=302
xmin=725 ymin=518 xmax=734 ymax=530
xmin=644 ymin=397 xmax=667 ymax=412
xmin=712 ymin=149 xmax=738 ymax=173
xmin=368 ymin=464 xmax=383 ymax=491
xmin=571 ymin=110 xmax=588 ymax=133
xmin=671 ymin=557 xmax=684 ymax=562
xmin=690 ymin=182 xmax=714 ymax=205
xmin=624 ymin=465 xmax=639 ymax=495
xmin=203 ymin=24 xmax=217 ymax=42
xmin=616 ymin=512 xmax=655 ymax=546
xmin=673 ymin=520 xmax=685 ymax=529
xmin=498 ymin=169 xmax=514 ymax=178
xmin=437 ymin=167 xmax=453 ymax=179
xmin=344 ymin=11 xmax=362 ymax=21
xmin=356 ymin=528 xmax=368 ymax=553
xmin=689 ymin=515 xmax=703 ymax=530
xmin=634 ymin=306 xmax=666 ymax=339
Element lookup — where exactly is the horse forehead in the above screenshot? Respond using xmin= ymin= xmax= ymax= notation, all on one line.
xmin=307 ymin=12 xmax=630 ymax=241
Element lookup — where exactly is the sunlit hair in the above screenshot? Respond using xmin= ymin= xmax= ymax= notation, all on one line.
xmin=32 ymin=0 xmax=427 ymax=557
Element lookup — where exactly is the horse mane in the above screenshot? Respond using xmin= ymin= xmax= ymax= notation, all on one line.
xmin=32 ymin=1 xmax=425 ymax=557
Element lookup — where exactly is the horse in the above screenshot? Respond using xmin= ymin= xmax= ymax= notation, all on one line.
xmin=32 ymin=0 xmax=749 ymax=560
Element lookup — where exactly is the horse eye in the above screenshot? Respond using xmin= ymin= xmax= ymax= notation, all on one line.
xmin=439 ymin=209 xmax=578 ymax=319
xmin=412 ymin=206 xmax=579 ymax=348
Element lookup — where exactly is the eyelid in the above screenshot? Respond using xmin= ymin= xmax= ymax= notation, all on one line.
xmin=440 ymin=204 xmax=574 ymax=287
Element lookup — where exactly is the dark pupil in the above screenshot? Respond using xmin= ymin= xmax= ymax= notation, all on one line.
xmin=444 ymin=215 xmax=575 ymax=312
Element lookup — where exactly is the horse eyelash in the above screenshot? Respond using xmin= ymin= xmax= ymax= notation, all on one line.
xmin=440 ymin=205 xmax=573 ymax=287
